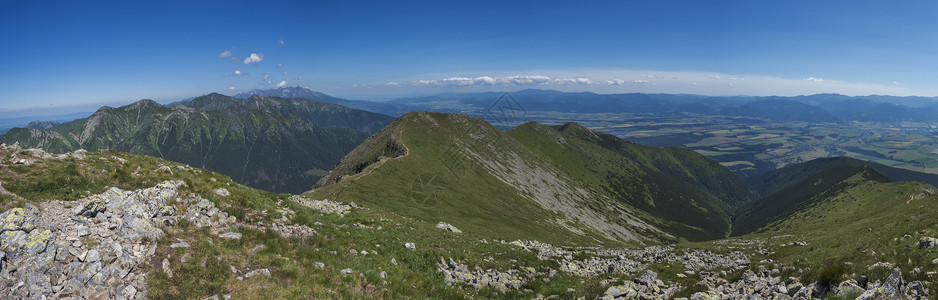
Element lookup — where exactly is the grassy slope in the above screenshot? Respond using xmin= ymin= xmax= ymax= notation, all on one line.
xmin=0 ymin=147 xmax=624 ymax=299
xmin=312 ymin=112 xmax=757 ymax=245
xmin=507 ymin=122 xmax=740 ymax=241
xmin=733 ymin=165 xmax=894 ymax=236
xmin=747 ymin=156 xmax=938 ymax=196
xmin=711 ymin=156 xmax=938 ymax=287
xmin=738 ymin=175 xmax=938 ymax=286
xmin=308 ymin=112 xmax=623 ymax=247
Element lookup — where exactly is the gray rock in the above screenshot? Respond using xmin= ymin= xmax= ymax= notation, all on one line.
xmin=837 ymin=280 xmax=864 ymax=296
xmin=162 ymin=258 xmax=173 ymax=278
xmin=170 ymin=239 xmax=190 ymax=248
xmin=85 ymin=249 xmax=100 ymax=263
xmin=250 ymin=245 xmax=266 ymax=255
xmin=405 ymin=242 xmax=416 ymax=250
xmin=288 ymin=195 xmax=352 ymax=216
xmin=435 ymin=222 xmax=462 ymax=233
xmin=218 ymin=232 xmax=242 ymax=239
xmin=920 ymin=237 xmax=938 ymax=248
xmin=244 ymin=268 xmax=271 ymax=278
xmin=122 ymin=284 xmax=138 ymax=298
xmin=214 ymin=188 xmax=230 ymax=197
xmin=883 ymin=268 xmax=902 ymax=297
xmin=315 ymin=262 xmax=325 ymax=269
xmin=25 ymin=273 xmax=51 ymax=298
xmin=0 ymin=207 xmax=35 ymax=232
xmin=907 ymin=280 xmax=926 ymax=297
xmin=341 ymin=268 xmax=354 ymax=275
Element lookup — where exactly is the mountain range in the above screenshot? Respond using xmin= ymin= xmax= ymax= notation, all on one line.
xmin=231 ymin=86 xmax=417 ymax=117
xmin=1 ymin=87 xmax=937 ymax=298
xmin=390 ymin=89 xmax=938 ymax=123
xmin=309 ymin=110 xmax=938 ymax=246
xmin=0 ymin=93 xmax=394 ymax=193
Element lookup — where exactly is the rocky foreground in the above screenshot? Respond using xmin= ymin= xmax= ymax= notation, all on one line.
xmin=0 ymin=143 xmax=933 ymax=299
xmin=438 ymin=237 xmax=931 ymax=299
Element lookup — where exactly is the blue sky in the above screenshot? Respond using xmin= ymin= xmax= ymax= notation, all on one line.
xmin=1 ymin=0 xmax=937 ymax=117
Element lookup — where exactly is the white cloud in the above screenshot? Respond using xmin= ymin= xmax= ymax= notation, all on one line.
xmin=228 ymin=86 xmax=235 ymax=90
xmin=224 ymin=70 xmax=247 ymax=77
xmin=283 ymin=71 xmax=289 ymax=75
xmin=243 ymin=53 xmax=264 ymax=64
xmin=229 ymin=57 xmax=239 ymax=63
xmin=632 ymin=79 xmax=654 ymax=86
xmin=441 ymin=76 xmax=496 ymax=86
xmin=263 ymin=73 xmax=270 ymax=80
xmin=276 ymin=80 xmax=287 ymax=88
xmin=552 ymin=77 xmax=592 ymax=85
xmin=278 ymin=39 xmax=285 ymax=46
xmin=504 ymin=75 xmax=552 ymax=85
xmin=892 ymin=81 xmax=899 ymax=85
xmin=400 ymin=75 xmax=598 ymax=87
xmin=368 ymin=69 xmax=917 ymax=97
xmin=218 ymin=51 xmax=233 ymax=58
xmin=276 ymin=63 xmax=283 ymax=68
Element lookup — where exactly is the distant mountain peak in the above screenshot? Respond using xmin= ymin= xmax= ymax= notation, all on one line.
xmin=128 ymin=99 xmax=161 ymax=109
xmin=232 ymin=86 xmax=334 ymax=101
xmin=25 ymin=120 xmax=61 ymax=130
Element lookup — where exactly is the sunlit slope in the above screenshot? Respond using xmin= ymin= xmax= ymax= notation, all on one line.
xmin=509 ymin=122 xmax=751 ymax=240
xmin=311 ymin=111 xmax=752 ymax=246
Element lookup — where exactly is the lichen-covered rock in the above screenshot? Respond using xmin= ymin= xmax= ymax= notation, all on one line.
xmin=436 ymin=222 xmax=462 ymax=233
xmin=919 ymin=237 xmax=938 ymax=248
xmin=0 ymin=207 xmax=35 ymax=233
xmin=214 ymin=188 xmax=230 ymax=197
xmin=835 ymin=279 xmax=864 ymax=296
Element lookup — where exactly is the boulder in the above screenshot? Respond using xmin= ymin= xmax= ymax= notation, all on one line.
xmin=435 ymin=222 xmax=462 ymax=233
xmin=919 ymin=237 xmax=938 ymax=248
xmin=0 ymin=208 xmax=35 ymax=232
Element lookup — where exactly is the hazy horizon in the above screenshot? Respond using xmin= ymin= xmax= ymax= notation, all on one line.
xmin=3 ymin=0 xmax=938 ymax=116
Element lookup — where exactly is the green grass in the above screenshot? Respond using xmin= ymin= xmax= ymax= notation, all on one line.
xmin=0 ymin=147 xmax=624 ymax=299
xmin=310 ymin=113 xmax=624 ymax=247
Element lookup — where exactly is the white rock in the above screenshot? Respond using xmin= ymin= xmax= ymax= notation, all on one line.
xmin=85 ymin=249 xmax=100 ymax=263
xmin=435 ymin=222 xmax=462 ymax=233
xmin=218 ymin=232 xmax=242 ymax=239
xmin=122 ymin=285 xmax=137 ymax=299
xmin=405 ymin=242 xmax=416 ymax=250
xmin=245 ymin=268 xmax=271 ymax=278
